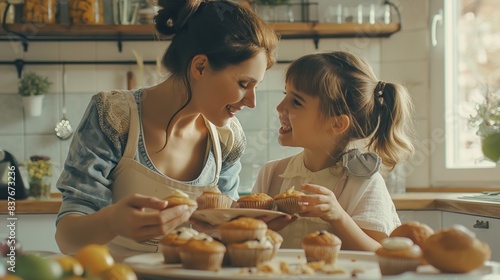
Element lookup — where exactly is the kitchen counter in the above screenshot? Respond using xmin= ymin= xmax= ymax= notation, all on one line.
xmin=1 ymin=192 xmax=500 ymax=218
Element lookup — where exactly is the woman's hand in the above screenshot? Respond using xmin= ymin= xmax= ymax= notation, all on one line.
xmin=106 ymin=194 xmax=194 ymax=243
xmin=264 ymin=214 xmax=297 ymax=232
xmin=298 ymin=184 xmax=344 ymax=223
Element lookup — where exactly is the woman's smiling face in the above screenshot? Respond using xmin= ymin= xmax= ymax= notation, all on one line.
xmin=191 ymin=51 xmax=268 ymax=127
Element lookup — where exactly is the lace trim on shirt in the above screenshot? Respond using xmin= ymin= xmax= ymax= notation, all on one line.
xmin=93 ymin=90 xmax=132 ymax=148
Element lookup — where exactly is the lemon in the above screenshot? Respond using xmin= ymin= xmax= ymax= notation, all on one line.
xmin=99 ymin=263 xmax=137 ymax=280
xmin=54 ymin=255 xmax=84 ymax=277
xmin=74 ymin=244 xmax=114 ymax=276
xmin=481 ymin=133 xmax=500 ymax=162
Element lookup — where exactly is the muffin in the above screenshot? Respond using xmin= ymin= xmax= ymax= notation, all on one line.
xmin=273 ymin=186 xmax=306 ymax=214
xmin=375 ymin=237 xmax=422 ymax=275
xmin=301 ymin=230 xmax=342 ymax=264
xmin=237 ymin=193 xmax=274 ymax=210
xmin=163 ymin=190 xmax=198 ymax=209
xmin=265 ymin=229 xmax=283 ymax=258
xmin=422 ymin=225 xmax=491 ymax=273
xmin=219 ymin=217 xmax=267 ymax=244
xmin=390 ymin=221 xmax=434 ymax=264
xmin=159 ymin=227 xmax=199 ymax=263
xmin=226 ymin=237 xmax=274 ymax=267
xmin=179 ymin=236 xmax=226 ymax=271
xmin=196 ymin=188 xmax=233 ymax=209
xmin=390 ymin=222 xmax=434 ymax=248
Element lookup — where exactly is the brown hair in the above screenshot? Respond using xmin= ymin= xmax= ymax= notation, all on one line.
xmin=155 ymin=0 xmax=279 ymax=74
xmin=285 ymin=51 xmax=415 ymax=168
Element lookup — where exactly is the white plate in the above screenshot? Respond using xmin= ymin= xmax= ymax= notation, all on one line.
xmin=191 ymin=208 xmax=289 ymax=226
xmin=124 ymin=249 xmax=500 ymax=280
xmin=125 ymin=249 xmax=379 ymax=280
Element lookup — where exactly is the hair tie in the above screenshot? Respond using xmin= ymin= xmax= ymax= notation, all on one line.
xmin=374 ymin=81 xmax=386 ymax=106
xmin=166 ymin=18 xmax=174 ymax=27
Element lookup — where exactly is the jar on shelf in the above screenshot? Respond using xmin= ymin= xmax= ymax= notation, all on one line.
xmin=69 ymin=0 xmax=104 ymax=24
xmin=23 ymin=0 xmax=58 ymax=23
xmin=25 ymin=155 xmax=52 ymax=200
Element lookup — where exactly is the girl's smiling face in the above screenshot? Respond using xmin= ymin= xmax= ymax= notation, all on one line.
xmin=277 ymin=83 xmax=335 ymax=150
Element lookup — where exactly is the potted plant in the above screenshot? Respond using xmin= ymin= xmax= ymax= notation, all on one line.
xmin=469 ymin=88 xmax=500 ymax=164
xmin=18 ymin=72 xmax=52 ymax=117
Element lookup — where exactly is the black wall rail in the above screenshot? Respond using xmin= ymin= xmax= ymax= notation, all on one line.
xmin=0 ymin=59 xmax=294 ymax=78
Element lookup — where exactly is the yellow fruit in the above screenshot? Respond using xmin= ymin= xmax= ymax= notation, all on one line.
xmin=54 ymin=255 xmax=84 ymax=277
xmin=99 ymin=263 xmax=137 ymax=280
xmin=74 ymin=244 xmax=114 ymax=276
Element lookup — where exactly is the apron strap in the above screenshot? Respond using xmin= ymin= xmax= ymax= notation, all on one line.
xmin=268 ymin=157 xmax=291 ymax=197
xmin=123 ymin=91 xmax=140 ymax=159
xmin=205 ymin=119 xmax=222 ymax=185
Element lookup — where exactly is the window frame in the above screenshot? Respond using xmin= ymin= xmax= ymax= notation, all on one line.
xmin=429 ymin=0 xmax=500 ymax=187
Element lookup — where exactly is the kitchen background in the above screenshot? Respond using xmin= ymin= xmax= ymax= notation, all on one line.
xmin=0 ymin=0 xmax=429 ymax=195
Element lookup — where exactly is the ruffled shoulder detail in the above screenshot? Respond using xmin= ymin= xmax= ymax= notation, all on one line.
xmin=92 ymin=90 xmax=133 ymax=147
xmin=217 ymin=117 xmax=246 ymax=165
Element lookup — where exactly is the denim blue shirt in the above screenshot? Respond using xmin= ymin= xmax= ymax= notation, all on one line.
xmin=56 ymin=89 xmax=243 ymax=224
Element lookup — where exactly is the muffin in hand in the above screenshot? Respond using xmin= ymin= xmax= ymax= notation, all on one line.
xmin=273 ymin=186 xmax=305 ymax=214
xmin=163 ymin=190 xmax=198 ymax=209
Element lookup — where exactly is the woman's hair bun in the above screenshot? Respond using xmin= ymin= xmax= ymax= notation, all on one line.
xmin=155 ymin=0 xmax=201 ymax=36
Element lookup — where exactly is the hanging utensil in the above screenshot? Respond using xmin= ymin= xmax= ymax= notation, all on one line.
xmin=55 ymin=64 xmax=74 ymax=140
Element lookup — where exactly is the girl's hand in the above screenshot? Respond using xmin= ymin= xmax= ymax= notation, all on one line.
xmin=107 ymin=194 xmax=194 ymax=242
xmin=298 ymin=184 xmax=344 ymax=223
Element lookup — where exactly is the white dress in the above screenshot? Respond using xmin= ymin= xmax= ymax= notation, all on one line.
xmin=253 ymin=150 xmax=401 ymax=248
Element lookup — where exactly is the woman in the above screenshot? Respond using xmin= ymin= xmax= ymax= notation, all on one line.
xmin=55 ymin=0 xmax=279 ymax=259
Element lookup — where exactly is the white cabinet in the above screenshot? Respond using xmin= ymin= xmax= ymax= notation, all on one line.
xmin=0 ymin=214 xmax=60 ymax=253
xmin=442 ymin=212 xmax=499 ymax=262
xmin=397 ymin=210 xmax=442 ymax=231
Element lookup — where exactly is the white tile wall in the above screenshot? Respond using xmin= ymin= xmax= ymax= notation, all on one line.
xmin=0 ymin=0 xmax=430 ymax=193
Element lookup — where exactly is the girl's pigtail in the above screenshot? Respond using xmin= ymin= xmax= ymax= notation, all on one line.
xmin=369 ymin=82 xmax=415 ymax=168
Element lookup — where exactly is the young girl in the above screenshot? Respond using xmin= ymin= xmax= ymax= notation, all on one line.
xmin=253 ymin=51 xmax=414 ymax=251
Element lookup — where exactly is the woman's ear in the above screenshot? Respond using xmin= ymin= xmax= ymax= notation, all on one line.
xmin=331 ymin=115 xmax=350 ymax=134
xmin=190 ymin=54 xmax=208 ymax=80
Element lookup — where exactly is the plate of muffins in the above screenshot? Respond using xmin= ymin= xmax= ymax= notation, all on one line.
xmin=192 ymin=192 xmax=290 ymax=226
xmin=125 ymin=219 xmax=500 ymax=279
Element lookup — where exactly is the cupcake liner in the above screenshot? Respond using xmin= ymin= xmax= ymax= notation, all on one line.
xmin=220 ymin=228 xmax=267 ymax=244
xmin=303 ymin=244 xmax=341 ymax=264
xmin=227 ymin=247 xmax=274 ymax=267
xmin=179 ymin=251 xmax=225 ymax=271
xmin=199 ymin=195 xmax=233 ymax=209
xmin=238 ymin=200 xmax=274 ymax=210
xmin=274 ymin=197 xmax=302 ymax=214
xmin=160 ymin=244 xmax=181 ymax=264
xmin=376 ymin=255 xmax=420 ymax=275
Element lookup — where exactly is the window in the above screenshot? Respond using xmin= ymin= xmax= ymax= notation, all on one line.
xmin=430 ymin=0 xmax=500 ymax=187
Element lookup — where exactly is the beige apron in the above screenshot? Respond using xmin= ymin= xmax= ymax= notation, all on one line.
xmin=107 ymin=92 xmax=222 ymax=260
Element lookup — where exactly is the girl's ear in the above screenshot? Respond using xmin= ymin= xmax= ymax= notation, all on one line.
xmin=190 ymin=54 xmax=208 ymax=80
xmin=331 ymin=115 xmax=350 ymax=134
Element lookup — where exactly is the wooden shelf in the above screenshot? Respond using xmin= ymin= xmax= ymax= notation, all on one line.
xmin=0 ymin=22 xmax=400 ymax=43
